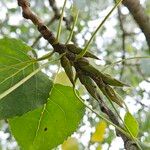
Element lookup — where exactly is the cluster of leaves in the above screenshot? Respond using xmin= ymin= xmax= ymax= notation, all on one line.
xmin=0 ymin=38 xmax=85 ymax=149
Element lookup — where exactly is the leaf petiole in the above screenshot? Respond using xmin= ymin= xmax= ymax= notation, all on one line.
xmin=102 ymin=56 xmax=150 ymax=71
xmin=66 ymin=10 xmax=79 ymax=44
xmin=36 ymin=50 xmax=55 ymax=61
xmin=76 ymin=0 xmax=123 ymax=59
xmin=56 ymin=0 xmax=67 ymax=41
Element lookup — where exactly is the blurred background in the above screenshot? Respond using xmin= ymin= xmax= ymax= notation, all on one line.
xmin=0 ymin=0 xmax=150 ymax=149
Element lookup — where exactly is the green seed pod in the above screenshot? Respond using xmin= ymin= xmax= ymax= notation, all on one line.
xmin=66 ymin=44 xmax=99 ymax=60
xmin=94 ymin=77 xmax=123 ymax=107
xmin=101 ymin=73 xmax=129 ymax=87
xmin=77 ymin=59 xmax=99 ymax=75
xmin=78 ymin=72 xmax=99 ymax=100
xmin=66 ymin=44 xmax=81 ymax=54
xmin=105 ymin=85 xmax=123 ymax=107
xmin=84 ymin=52 xmax=100 ymax=60
xmin=77 ymin=58 xmax=90 ymax=66
xmin=77 ymin=59 xmax=103 ymax=78
xmin=94 ymin=77 xmax=107 ymax=95
xmin=60 ymin=55 xmax=74 ymax=86
xmin=77 ymin=58 xmax=128 ymax=87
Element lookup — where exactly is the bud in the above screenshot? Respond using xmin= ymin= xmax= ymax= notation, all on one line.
xmin=77 ymin=58 xmax=89 ymax=66
xmin=84 ymin=52 xmax=100 ymax=60
xmin=77 ymin=58 xmax=128 ymax=87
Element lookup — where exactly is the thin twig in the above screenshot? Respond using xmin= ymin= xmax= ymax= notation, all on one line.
xmin=56 ymin=0 xmax=67 ymax=41
xmin=115 ymin=3 xmax=126 ymax=80
xmin=76 ymin=0 xmax=123 ymax=59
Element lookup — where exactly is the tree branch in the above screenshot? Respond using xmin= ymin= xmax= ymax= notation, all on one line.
xmin=123 ymin=0 xmax=150 ymax=50
xmin=31 ymin=16 xmax=56 ymax=47
xmin=31 ymin=0 xmax=73 ymax=47
xmin=116 ymin=3 xmax=126 ymax=80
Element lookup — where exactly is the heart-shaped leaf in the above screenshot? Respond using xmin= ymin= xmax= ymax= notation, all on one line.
xmin=9 ymin=84 xmax=85 ymax=150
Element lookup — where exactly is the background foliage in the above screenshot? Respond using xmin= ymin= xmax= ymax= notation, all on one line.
xmin=0 ymin=0 xmax=150 ymax=149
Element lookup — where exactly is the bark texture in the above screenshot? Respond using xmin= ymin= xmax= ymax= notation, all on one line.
xmin=123 ymin=0 xmax=150 ymax=49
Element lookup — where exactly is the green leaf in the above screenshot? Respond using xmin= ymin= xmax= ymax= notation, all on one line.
xmin=0 ymin=72 xmax=53 ymax=119
xmin=0 ymin=37 xmax=52 ymax=119
xmin=9 ymin=84 xmax=85 ymax=150
xmin=0 ymin=37 xmax=36 ymax=94
xmin=124 ymin=112 xmax=139 ymax=137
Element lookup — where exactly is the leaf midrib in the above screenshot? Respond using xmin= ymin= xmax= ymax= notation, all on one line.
xmin=32 ymin=85 xmax=70 ymax=146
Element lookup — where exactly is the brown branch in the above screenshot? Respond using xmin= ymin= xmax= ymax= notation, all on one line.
xmin=31 ymin=0 xmax=73 ymax=47
xmin=31 ymin=16 xmax=56 ymax=47
xmin=116 ymin=4 xmax=126 ymax=80
xmin=18 ymin=0 xmax=58 ymax=46
xmin=123 ymin=0 xmax=150 ymax=51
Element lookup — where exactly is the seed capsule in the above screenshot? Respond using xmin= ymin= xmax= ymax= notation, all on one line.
xmin=101 ymin=73 xmax=129 ymax=87
xmin=78 ymin=72 xmax=99 ymax=100
xmin=77 ymin=58 xmax=90 ymax=66
xmin=77 ymin=59 xmax=100 ymax=75
xmin=60 ymin=55 xmax=74 ymax=86
xmin=94 ymin=77 xmax=123 ymax=107
xmin=66 ymin=44 xmax=99 ymax=60
xmin=78 ymin=60 xmax=128 ymax=87
xmin=105 ymin=85 xmax=123 ymax=107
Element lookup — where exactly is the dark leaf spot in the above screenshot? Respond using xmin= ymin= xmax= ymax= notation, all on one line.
xmin=44 ymin=127 xmax=48 ymax=131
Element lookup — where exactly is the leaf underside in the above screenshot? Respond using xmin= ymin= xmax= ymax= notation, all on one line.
xmin=0 ymin=37 xmax=52 ymax=119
